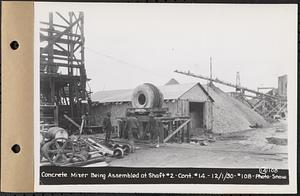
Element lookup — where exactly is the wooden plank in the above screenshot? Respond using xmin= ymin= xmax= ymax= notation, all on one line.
xmin=56 ymin=12 xmax=70 ymax=25
xmin=63 ymin=114 xmax=80 ymax=128
xmin=40 ymin=116 xmax=55 ymax=119
xmin=40 ymin=104 xmax=56 ymax=107
xmin=40 ymin=21 xmax=68 ymax=28
xmin=203 ymin=101 xmax=213 ymax=130
xmin=40 ymin=36 xmax=82 ymax=45
xmin=79 ymin=116 xmax=85 ymax=135
xmin=186 ymin=120 xmax=190 ymax=142
xmin=40 ymin=47 xmax=70 ymax=56
xmin=185 ymin=100 xmax=189 ymax=116
xmin=163 ymin=119 xmax=191 ymax=143
xmin=265 ymin=103 xmax=281 ymax=116
xmin=40 ymin=28 xmax=81 ymax=38
xmin=253 ymin=99 xmax=263 ymax=110
xmin=54 ymin=105 xmax=59 ymax=125
xmin=275 ymin=103 xmax=287 ymax=116
xmin=242 ymin=96 xmax=254 ymax=108
xmin=40 ymin=61 xmax=81 ymax=68
xmin=209 ymin=101 xmax=213 ymax=130
xmin=40 ymin=55 xmax=82 ymax=62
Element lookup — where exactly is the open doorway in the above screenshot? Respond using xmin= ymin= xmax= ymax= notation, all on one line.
xmin=189 ymin=102 xmax=204 ymax=131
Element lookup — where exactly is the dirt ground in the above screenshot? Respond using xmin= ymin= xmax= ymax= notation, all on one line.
xmin=107 ymin=120 xmax=288 ymax=169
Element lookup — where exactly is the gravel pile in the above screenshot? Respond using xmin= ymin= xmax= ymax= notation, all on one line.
xmin=204 ymin=84 xmax=269 ymax=133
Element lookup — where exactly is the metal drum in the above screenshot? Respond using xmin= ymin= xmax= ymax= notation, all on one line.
xmin=46 ymin=127 xmax=69 ymax=140
xmin=131 ymin=83 xmax=164 ymax=108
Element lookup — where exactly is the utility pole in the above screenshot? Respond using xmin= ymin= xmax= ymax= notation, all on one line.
xmin=236 ymin=71 xmax=241 ymax=92
xmin=209 ymin=56 xmax=213 ymax=85
xmin=207 ymin=57 xmax=213 ymax=94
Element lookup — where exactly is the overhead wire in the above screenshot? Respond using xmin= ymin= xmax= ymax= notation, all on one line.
xmin=85 ymin=47 xmax=166 ymax=79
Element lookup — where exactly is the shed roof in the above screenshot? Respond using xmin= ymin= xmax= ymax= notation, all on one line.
xmin=92 ymin=83 xmax=214 ymax=103
xmin=165 ymin=78 xmax=180 ymax=85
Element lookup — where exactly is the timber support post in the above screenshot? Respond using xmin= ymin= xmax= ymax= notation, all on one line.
xmin=163 ymin=119 xmax=191 ymax=143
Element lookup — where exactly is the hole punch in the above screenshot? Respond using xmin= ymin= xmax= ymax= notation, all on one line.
xmin=11 ymin=144 xmax=21 ymax=153
xmin=10 ymin=40 xmax=19 ymax=50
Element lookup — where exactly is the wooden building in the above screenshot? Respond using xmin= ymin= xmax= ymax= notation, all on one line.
xmin=91 ymin=83 xmax=214 ymax=135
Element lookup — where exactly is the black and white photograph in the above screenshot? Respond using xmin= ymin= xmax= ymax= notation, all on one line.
xmin=35 ymin=2 xmax=297 ymax=193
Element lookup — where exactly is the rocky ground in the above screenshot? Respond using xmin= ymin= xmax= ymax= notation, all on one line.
xmin=106 ymin=120 xmax=288 ymax=168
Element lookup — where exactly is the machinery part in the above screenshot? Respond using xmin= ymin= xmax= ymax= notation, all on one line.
xmin=132 ymin=83 xmax=164 ymax=108
xmin=103 ymin=140 xmax=117 ymax=149
xmin=72 ymin=151 xmax=89 ymax=163
xmin=41 ymin=137 xmax=74 ymax=166
xmin=112 ymin=143 xmax=121 ymax=148
xmin=105 ymin=140 xmax=131 ymax=155
xmin=122 ymin=144 xmax=131 ymax=155
xmin=113 ymin=147 xmax=124 ymax=158
xmin=46 ymin=127 xmax=69 ymax=140
xmin=86 ymin=138 xmax=114 ymax=156
xmin=73 ymin=137 xmax=90 ymax=154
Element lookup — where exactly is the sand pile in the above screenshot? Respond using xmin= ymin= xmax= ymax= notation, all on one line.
xmin=204 ymin=84 xmax=269 ymax=133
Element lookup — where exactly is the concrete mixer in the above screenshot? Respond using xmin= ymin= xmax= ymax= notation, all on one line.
xmin=118 ymin=83 xmax=168 ymax=142
xmin=131 ymin=83 xmax=164 ymax=109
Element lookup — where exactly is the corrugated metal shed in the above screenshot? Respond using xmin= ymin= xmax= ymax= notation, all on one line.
xmin=91 ymin=83 xmax=214 ymax=103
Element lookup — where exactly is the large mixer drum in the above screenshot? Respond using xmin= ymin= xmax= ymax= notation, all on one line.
xmin=131 ymin=83 xmax=164 ymax=108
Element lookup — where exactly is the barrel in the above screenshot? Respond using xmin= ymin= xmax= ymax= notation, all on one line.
xmin=131 ymin=83 xmax=164 ymax=108
xmin=46 ymin=127 xmax=69 ymax=140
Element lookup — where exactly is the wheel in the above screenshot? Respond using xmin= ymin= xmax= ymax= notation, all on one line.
xmin=113 ymin=143 xmax=121 ymax=148
xmin=41 ymin=138 xmax=74 ymax=166
xmin=113 ymin=147 xmax=124 ymax=158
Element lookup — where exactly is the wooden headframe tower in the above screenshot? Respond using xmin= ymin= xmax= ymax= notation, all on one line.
xmin=40 ymin=12 xmax=89 ymax=129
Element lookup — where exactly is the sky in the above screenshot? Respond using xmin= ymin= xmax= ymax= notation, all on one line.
xmin=36 ymin=3 xmax=297 ymax=94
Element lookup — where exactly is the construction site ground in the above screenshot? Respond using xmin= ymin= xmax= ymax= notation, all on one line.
xmin=101 ymin=120 xmax=288 ymax=168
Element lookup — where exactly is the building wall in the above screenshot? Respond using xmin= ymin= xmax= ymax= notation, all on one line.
xmin=278 ymin=75 xmax=287 ymax=96
xmin=90 ymin=84 xmax=213 ymax=134
xmin=91 ymin=101 xmax=180 ymax=127
xmin=90 ymin=102 xmax=131 ymax=127
xmin=163 ymin=101 xmax=177 ymax=116
xmin=163 ymin=100 xmax=189 ymax=117
xmin=204 ymin=101 xmax=213 ymax=130
xmin=180 ymin=85 xmax=213 ymax=133
xmin=180 ymin=84 xmax=210 ymax=102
